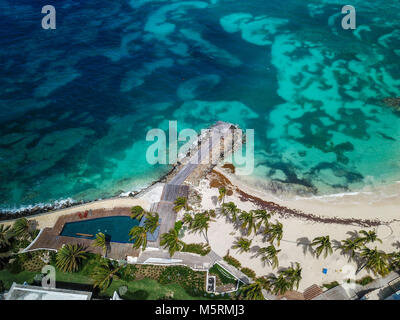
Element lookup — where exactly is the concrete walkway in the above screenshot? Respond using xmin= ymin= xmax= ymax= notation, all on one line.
xmin=149 ymin=122 xmax=234 ymax=248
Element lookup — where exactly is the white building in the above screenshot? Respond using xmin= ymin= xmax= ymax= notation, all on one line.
xmin=3 ymin=282 xmax=92 ymax=300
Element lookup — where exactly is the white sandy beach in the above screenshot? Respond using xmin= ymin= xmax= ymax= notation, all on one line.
xmin=181 ymin=172 xmax=400 ymax=291
xmin=215 ymin=167 xmax=400 ymax=222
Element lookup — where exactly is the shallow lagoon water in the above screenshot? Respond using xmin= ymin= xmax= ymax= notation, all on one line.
xmin=0 ymin=0 xmax=399 ymax=211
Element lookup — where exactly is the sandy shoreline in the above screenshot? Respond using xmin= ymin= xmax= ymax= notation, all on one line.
xmin=214 ymin=167 xmax=400 ymax=222
xmin=0 ymin=183 xmax=165 ymax=229
xmin=2 ymin=165 xmax=399 ymax=230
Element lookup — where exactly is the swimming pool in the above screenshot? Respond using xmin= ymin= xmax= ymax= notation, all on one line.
xmin=60 ymin=216 xmax=140 ymax=243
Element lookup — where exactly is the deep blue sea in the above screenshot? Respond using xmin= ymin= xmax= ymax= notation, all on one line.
xmin=1 ymin=0 xmax=400 ymax=212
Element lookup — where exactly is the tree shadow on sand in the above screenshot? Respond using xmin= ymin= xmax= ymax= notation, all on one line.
xmin=296 ymin=237 xmax=314 ymax=257
xmin=346 ymin=230 xmax=360 ymax=240
xmin=250 ymin=245 xmax=261 ymax=255
xmin=211 ymin=196 xmax=218 ymax=207
xmin=392 ymin=241 xmax=400 ymax=250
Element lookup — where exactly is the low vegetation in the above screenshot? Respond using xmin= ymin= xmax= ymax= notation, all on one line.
xmin=240 ymin=267 xmax=256 ymax=280
xmin=356 ymin=276 xmax=374 ymax=286
xmin=181 ymin=243 xmax=211 ymax=256
xmin=223 ymin=254 xmax=242 ymax=269
xmin=322 ymin=281 xmax=340 ymax=290
xmin=209 ymin=263 xmax=237 ymax=286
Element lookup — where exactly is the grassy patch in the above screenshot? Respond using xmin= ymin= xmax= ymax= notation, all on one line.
xmin=240 ymin=267 xmax=256 ymax=280
xmin=0 ymin=269 xmax=37 ymax=290
xmin=102 ymin=278 xmax=208 ymax=300
xmin=223 ymin=255 xmax=241 ymax=269
xmin=356 ymin=276 xmax=374 ymax=286
xmin=181 ymin=243 xmax=211 ymax=256
xmin=209 ymin=263 xmax=237 ymax=286
xmin=322 ymin=281 xmax=340 ymax=290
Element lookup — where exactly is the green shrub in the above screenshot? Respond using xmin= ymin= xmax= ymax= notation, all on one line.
xmin=159 ymin=266 xmax=205 ymax=292
xmin=182 ymin=243 xmax=211 ymax=256
xmin=240 ymin=267 xmax=256 ymax=279
xmin=356 ymin=276 xmax=374 ymax=286
xmin=323 ymin=281 xmax=340 ymax=290
xmin=0 ymin=280 xmax=4 ymax=293
xmin=18 ymin=252 xmax=32 ymax=263
xmin=223 ymin=255 xmax=241 ymax=269
xmin=49 ymin=251 xmax=57 ymax=265
xmin=18 ymin=239 xmax=31 ymax=250
xmin=7 ymin=259 xmax=23 ymax=274
xmin=120 ymin=264 xmax=137 ymax=281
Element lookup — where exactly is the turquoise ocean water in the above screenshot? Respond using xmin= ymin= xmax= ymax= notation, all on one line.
xmin=0 ymin=0 xmax=399 ymax=212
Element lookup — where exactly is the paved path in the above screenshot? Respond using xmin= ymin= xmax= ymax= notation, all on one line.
xmin=151 ymin=122 xmax=234 ymax=246
xmin=169 ymin=121 xmax=232 ymax=185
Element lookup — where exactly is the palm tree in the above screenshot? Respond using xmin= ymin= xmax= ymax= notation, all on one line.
xmin=56 ymin=244 xmax=87 ymax=273
xmin=268 ymin=274 xmax=291 ymax=295
xmin=0 ymin=249 xmax=13 ymax=268
xmin=232 ymin=237 xmax=252 ymax=253
xmin=221 ymin=202 xmax=240 ymax=222
xmin=129 ymin=226 xmax=147 ymax=251
xmin=0 ymin=225 xmax=14 ymax=250
xmin=13 ymin=218 xmax=31 ymax=240
xmin=239 ymin=210 xmax=257 ymax=236
xmin=264 ymin=221 xmax=283 ymax=246
xmin=218 ymin=187 xmax=227 ymax=204
xmin=311 ymin=236 xmax=333 ymax=259
xmin=236 ymin=277 xmax=267 ymax=300
xmin=144 ymin=212 xmax=160 ymax=234
xmin=389 ymin=252 xmax=400 ymax=269
xmin=340 ymin=237 xmax=364 ymax=259
xmin=160 ymin=226 xmax=185 ymax=257
xmin=359 ymin=230 xmax=382 ymax=244
xmin=173 ymin=197 xmax=188 ymax=212
xmin=359 ymin=247 xmax=390 ymax=276
xmin=281 ymin=263 xmax=302 ymax=290
xmin=258 ymin=245 xmax=281 ymax=269
xmin=253 ymin=209 xmax=273 ymax=229
xmin=182 ymin=213 xmax=193 ymax=226
xmin=91 ymin=259 xmax=121 ymax=291
xmin=92 ymin=232 xmax=107 ymax=257
xmin=188 ymin=212 xmax=215 ymax=243
xmin=131 ymin=205 xmax=146 ymax=220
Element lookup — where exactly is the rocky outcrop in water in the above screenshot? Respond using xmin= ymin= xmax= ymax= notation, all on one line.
xmin=0 ymin=200 xmax=85 ymax=222
xmin=383 ymin=97 xmax=400 ymax=111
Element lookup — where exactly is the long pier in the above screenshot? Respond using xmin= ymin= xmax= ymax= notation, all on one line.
xmin=149 ymin=121 xmax=236 ymax=247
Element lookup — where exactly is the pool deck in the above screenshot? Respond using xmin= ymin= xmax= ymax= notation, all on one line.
xmin=28 ymin=208 xmax=140 ymax=259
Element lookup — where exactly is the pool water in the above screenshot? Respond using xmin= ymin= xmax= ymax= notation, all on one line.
xmin=60 ymin=216 xmax=140 ymax=243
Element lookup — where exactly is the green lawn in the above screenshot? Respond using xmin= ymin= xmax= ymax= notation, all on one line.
xmin=0 ymin=254 xmax=230 ymax=300
xmin=103 ymin=278 xmax=212 ymax=300
xmin=0 ymin=270 xmax=37 ymax=289
xmin=0 ymin=269 xmax=222 ymax=300
xmin=209 ymin=263 xmax=238 ymax=285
